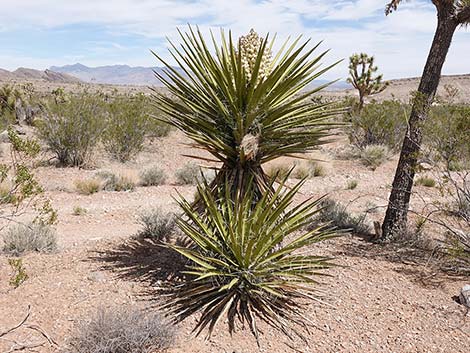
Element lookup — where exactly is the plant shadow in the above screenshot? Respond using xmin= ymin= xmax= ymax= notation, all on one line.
xmin=90 ymin=236 xmax=189 ymax=298
xmin=332 ymin=235 xmax=466 ymax=288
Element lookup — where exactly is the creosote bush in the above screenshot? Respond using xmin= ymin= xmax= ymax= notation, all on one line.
xmin=37 ymin=92 xmax=105 ymax=166
xmin=164 ymin=179 xmax=337 ymax=342
xmin=67 ymin=306 xmax=175 ymax=353
xmin=2 ymin=222 xmax=57 ymax=255
xmin=139 ymin=166 xmax=167 ymax=186
xmin=138 ymin=208 xmax=175 ymax=241
xmin=102 ymin=94 xmax=151 ymax=162
xmin=346 ymin=100 xmax=408 ymax=151
xmin=360 ymin=144 xmax=389 ymax=170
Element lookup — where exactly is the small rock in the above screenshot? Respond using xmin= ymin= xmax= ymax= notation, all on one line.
xmin=87 ymin=271 xmax=107 ymax=283
xmin=459 ymin=284 xmax=470 ymax=308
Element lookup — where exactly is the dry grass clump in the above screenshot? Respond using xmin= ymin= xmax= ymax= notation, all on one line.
xmin=139 ymin=166 xmax=167 ymax=186
xmin=346 ymin=179 xmax=358 ymax=190
xmin=75 ymin=178 xmax=101 ymax=195
xmin=311 ymin=198 xmax=370 ymax=235
xmin=66 ymin=306 xmax=175 ymax=353
xmin=266 ymin=164 xmax=291 ymax=181
xmin=95 ymin=171 xmax=136 ymax=192
xmin=2 ymin=222 xmax=57 ymax=255
xmin=73 ymin=206 xmax=87 ymax=216
xmin=308 ymin=160 xmax=326 ymax=177
xmin=360 ymin=144 xmax=389 ymax=170
xmin=174 ymin=163 xmax=215 ymax=185
xmin=138 ymin=208 xmax=175 ymax=242
xmin=415 ymin=176 xmax=436 ymax=188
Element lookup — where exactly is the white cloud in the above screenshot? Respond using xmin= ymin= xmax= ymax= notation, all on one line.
xmin=0 ymin=0 xmax=468 ymax=78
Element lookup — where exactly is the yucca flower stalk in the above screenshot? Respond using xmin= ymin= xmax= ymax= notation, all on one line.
xmin=152 ymin=27 xmax=342 ymax=200
xmin=163 ymin=177 xmax=337 ymax=344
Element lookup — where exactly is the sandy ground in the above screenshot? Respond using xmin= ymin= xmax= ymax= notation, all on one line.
xmin=0 ymin=131 xmax=469 ymax=353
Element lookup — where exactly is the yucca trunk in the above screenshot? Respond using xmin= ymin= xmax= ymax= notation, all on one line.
xmin=381 ymin=11 xmax=458 ymax=240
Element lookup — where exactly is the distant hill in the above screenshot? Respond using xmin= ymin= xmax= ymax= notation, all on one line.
xmin=0 ymin=68 xmax=81 ymax=84
xmin=50 ymin=63 xmax=351 ymax=89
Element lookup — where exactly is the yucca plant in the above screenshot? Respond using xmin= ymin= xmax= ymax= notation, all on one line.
xmin=163 ymin=177 xmax=337 ymax=343
xmin=152 ymin=27 xmax=341 ymax=200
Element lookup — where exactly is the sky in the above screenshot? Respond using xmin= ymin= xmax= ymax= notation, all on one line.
xmin=0 ymin=0 xmax=469 ymax=80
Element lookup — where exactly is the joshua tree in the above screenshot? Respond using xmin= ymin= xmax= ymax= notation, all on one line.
xmin=347 ymin=53 xmax=388 ymax=110
xmin=152 ymin=27 xmax=341 ymax=201
xmin=382 ymin=0 xmax=470 ymax=240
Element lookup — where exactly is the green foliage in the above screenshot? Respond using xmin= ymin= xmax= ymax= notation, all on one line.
xmin=415 ymin=176 xmax=436 ymax=188
xmin=425 ymin=104 xmax=470 ymax=169
xmin=95 ymin=171 xmax=136 ymax=192
xmin=102 ymin=94 xmax=151 ymax=162
xmin=346 ymin=179 xmax=358 ymax=190
xmin=0 ymin=84 xmax=22 ymax=128
xmin=0 ymin=129 xmax=56 ymax=225
xmin=139 ymin=165 xmax=167 ymax=186
xmin=138 ymin=208 xmax=175 ymax=241
xmin=347 ymin=53 xmax=389 ymax=109
xmin=360 ymin=144 xmax=389 ymax=170
xmin=153 ymin=27 xmax=341 ymax=199
xmin=8 ymin=258 xmax=28 ymax=288
xmin=2 ymin=222 xmax=57 ymax=255
xmin=163 ymin=179 xmax=337 ymax=342
xmin=346 ymin=100 xmax=409 ymax=151
xmin=37 ymin=92 xmax=106 ymax=166
xmin=75 ymin=178 xmax=101 ymax=195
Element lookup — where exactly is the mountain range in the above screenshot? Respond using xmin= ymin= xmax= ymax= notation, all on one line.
xmin=49 ymin=63 xmax=351 ymax=89
xmin=0 ymin=68 xmax=81 ymax=83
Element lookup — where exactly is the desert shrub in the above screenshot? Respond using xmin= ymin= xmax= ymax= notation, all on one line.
xmin=8 ymin=258 xmax=28 ymax=288
xmin=266 ymin=163 xmax=291 ymax=181
xmin=345 ymin=100 xmax=408 ymax=151
xmin=67 ymin=306 xmax=175 ymax=353
xmin=292 ymin=165 xmax=309 ymax=179
xmin=138 ymin=208 xmax=175 ymax=241
xmin=360 ymin=144 xmax=388 ymax=170
xmin=75 ymin=179 xmax=101 ymax=195
xmin=443 ymin=230 xmax=470 ymax=272
xmin=139 ymin=166 xmax=167 ymax=186
xmin=346 ymin=179 xmax=358 ymax=190
xmin=37 ymin=93 xmax=105 ymax=166
xmin=415 ymin=176 xmax=436 ymax=187
xmin=2 ymin=222 xmax=57 ymax=255
xmin=73 ymin=206 xmax=87 ymax=216
xmin=425 ymin=104 xmax=470 ymax=168
xmin=164 ymin=180 xmax=337 ymax=341
xmin=95 ymin=171 xmax=136 ymax=192
xmin=102 ymin=94 xmax=151 ymax=162
xmin=312 ymin=198 xmax=370 ymax=235
xmin=174 ymin=163 xmax=215 ymax=185
xmin=308 ymin=160 xmax=326 ymax=177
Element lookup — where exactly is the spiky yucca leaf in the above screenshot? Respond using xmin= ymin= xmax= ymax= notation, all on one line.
xmin=152 ymin=27 xmax=342 ymax=198
xmin=163 ymin=177 xmax=337 ymax=343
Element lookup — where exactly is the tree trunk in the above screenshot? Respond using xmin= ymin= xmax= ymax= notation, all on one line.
xmin=381 ymin=13 xmax=458 ymax=240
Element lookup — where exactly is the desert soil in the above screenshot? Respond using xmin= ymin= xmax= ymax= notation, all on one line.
xmin=0 ymin=129 xmax=469 ymax=353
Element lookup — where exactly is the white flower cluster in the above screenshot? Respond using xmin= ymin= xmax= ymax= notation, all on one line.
xmin=238 ymin=29 xmax=272 ymax=83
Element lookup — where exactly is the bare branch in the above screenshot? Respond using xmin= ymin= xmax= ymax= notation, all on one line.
xmin=0 ymin=306 xmax=31 ymax=338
